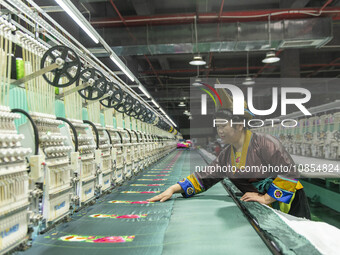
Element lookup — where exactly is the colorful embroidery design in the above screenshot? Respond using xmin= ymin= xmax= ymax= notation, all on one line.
xmin=148 ymin=171 xmax=171 ymax=173
xmin=144 ymin=175 xmax=169 ymax=176
xmin=131 ymin=184 xmax=164 ymax=186
xmin=59 ymin=235 xmax=135 ymax=243
xmin=108 ymin=200 xmax=153 ymax=204
xmin=90 ymin=214 xmax=148 ymax=219
xmin=121 ymin=191 xmax=161 ymax=194
xmin=187 ymin=187 xmax=194 ymax=195
xmin=137 ymin=179 xmax=167 ymax=181
xmin=274 ymin=189 xmax=283 ymax=198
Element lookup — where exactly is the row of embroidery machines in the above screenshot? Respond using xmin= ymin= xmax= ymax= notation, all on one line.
xmin=0 ymin=2 xmax=180 ymax=254
xmin=256 ymin=106 xmax=340 ymax=160
xmin=0 ymin=103 xmax=178 ymax=254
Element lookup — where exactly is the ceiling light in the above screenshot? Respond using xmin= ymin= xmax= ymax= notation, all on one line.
xmin=262 ymin=51 xmax=280 ymax=64
xmin=159 ymin=107 xmax=177 ymax=127
xmin=192 ymin=77 xmax=203 ymax=86
xmin=138 ymin=84 xmax=151 ymax=98
xmin=110 ymin=54 xmax=135 ymax=82
xmin=188 ymin=116 xmax=193 ymax=120
xmin=189 ymin=56 xmax=206 ymax=66
xmin=55 ymin=0 xmax=99 ymax=44
xmin=178 ymin=102 xmax=186 ymax=107
xmin=184 ymin=110 xmax=191 ymax=116
xmin=242 ymin=77 xmax=255 ymax=86
xmin=151 ymin=99 xmax=160 ymax=108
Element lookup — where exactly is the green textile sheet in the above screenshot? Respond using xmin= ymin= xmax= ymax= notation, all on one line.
xmin=223 ymin=179 xmax=321 ymax=255
xmin=162 ymin=151 xmax=271 ymax=255
xmin=20 ymin=151 xmax=185 ymax=255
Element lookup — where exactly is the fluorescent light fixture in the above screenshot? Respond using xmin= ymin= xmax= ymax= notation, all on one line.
xmin=151 ymin=99 xmax=160 ymax=108
xmin=159 ymin=108 xmax=166 ymax=115
xmin=178 ymin=102 xmax=186 ymax=107
xmin=110 ymin=54 xmax=135 ymax=82
xmin=189 ymin=56 xmax=206 ymax=66
xmin=138 ymin=84 xmax=151 ymax=98
xmin=262 ymin=51 xmax=280 ymax=64
xmin=159 ymin=108 xmax=177 ymax=127
xmin=242 ymin=77 xmax=255 ymax=85
xmin=55 ymin=0 xmax=99 ymax=44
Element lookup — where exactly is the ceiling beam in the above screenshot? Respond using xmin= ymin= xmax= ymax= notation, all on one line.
xmin=131 ymin=0 xmax=155 ymax=15
xmin=158 ymin=56 xmax=170 ymax=70
xmin=196 ymin=0 xmax=214 ymax=13
xmin=108 ymin=0 xmax=164 ymax=87
xmin=279 ymin=0 xmax=311 ymax=8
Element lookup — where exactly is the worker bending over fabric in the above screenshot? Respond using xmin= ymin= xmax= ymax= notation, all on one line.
xmin=148 ymin=88 xmax=311 ymax=219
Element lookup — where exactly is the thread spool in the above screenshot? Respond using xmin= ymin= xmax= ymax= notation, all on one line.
xmin=16 ymin=58 xmax=24 ymax=80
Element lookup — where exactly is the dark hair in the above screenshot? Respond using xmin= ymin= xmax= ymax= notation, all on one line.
xmin=214 ymin=109 xmax=248 ymax=129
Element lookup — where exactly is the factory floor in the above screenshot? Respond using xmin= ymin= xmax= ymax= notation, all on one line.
xmin=19 ymin=150 xmax=271 ymax=255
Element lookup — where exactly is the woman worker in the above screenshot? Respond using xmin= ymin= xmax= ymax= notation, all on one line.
xmin=148 ymin=88 xmax=311 ymax=219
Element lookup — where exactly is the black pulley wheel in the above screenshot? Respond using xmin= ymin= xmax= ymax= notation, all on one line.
xmin=136 ymin=105 xmax=146 ymax=120
xmin=77 ymin=68 xmax=108 ymax=100
xmin=100 ymin=82 xmax=123 ymax=108
xmin=41 ymin=45 xmax=81 ymax=87
xmin=126 ymin=99 xmax=142 ymax=117
xmin=143 ymin=109 xmax=153 ymax=122
xmin=114 ymin=93 xmax=134 ymax=113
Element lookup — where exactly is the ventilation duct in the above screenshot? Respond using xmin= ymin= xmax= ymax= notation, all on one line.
xmin=89 ymin=17 xmax=332 ymax=56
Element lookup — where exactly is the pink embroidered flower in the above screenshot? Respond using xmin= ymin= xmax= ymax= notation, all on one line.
xmin=235 ymin=157 xmax=240 ymax=163
xmin=115 ymin=214 xmax=141 ymax=219
xmin=93 ymin=236 xmax=126 ymax=243
xmin=130 ymin=201 xmax=149 ymax=204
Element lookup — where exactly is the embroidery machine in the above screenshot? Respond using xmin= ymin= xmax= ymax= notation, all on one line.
xmin=0 ymin=2 xmax=178 ymax=252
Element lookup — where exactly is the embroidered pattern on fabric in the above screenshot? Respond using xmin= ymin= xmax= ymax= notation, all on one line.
xmin=59 ymin=235 xmax=135 ymax=243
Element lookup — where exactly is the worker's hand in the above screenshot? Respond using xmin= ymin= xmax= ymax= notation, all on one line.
xmin=240 ymin=192 xmax=275 ymax=205
xmin=147 ymin=188 xmax=174 ymax=202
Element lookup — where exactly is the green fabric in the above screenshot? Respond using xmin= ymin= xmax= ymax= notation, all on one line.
xmin=82 ymin=108 xmax=88 ymax=121
xmin=55 ymin=100 xmax=66 ymax=118
xmin=251 ymin=178 xmax=273 ymax=194
xmin=100 ymin=113 xmax=105 ymax=126
xmin=223 ymin=179 xmax=321 ymax=255
xmin=162 ymin=151 xmax=271 ymax=255
xmin=21 ymin=151 xmax=185 ymax=255
xmin=9 ymin=86 xmax=29 ymax=128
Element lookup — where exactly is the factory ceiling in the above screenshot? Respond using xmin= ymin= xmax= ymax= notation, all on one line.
xmin=34 ymin=0 xmax=340 ymax=130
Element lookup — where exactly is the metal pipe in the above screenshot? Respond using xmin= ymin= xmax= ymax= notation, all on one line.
xmin=108 ymin=0 xmax=164 ymax=87
xmin=140 ymin=62 xmax=340 ymax=75
xmin=306 ymin=56 xmax=340 ymax=77
xmin=91 ymin=7 xmax=340 ymax=27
